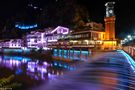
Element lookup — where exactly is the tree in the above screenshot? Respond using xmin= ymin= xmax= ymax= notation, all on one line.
xmin=38 ymin=0 xmax=89 ymax=29
xmin=10 ymin=28 xmax=20 ymax=39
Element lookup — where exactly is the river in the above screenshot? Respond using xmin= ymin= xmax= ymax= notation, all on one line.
xmin=0 ymin=55 xmax=81 ymax=90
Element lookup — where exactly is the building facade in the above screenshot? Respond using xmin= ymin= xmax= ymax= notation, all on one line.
xmin=0 ymin=39 xmax=23 ymax=48
xmin=103 ymin=2 xmax=117 ymax=50
xmin=48 ymin=2 xmax=118 ymax=50
xmin=25 ymin=30 xmax=46 ymax=49
xmin=45 ymin=26 xmax=70 ymax=48
xmin=0 ymin=2 xmax=118 ymax=51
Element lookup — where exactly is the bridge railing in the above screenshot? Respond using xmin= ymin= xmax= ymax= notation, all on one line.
xmin=122 ymin=46 xmax=135 ymax=58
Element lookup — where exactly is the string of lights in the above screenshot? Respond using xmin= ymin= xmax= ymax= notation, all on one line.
xmin=15 ymin=23 xmax=38 ymax=29
xmin=121 ymin=35 xmax=135 ymax=45
xmin=28 ymin=3 xmax=42 ymax=10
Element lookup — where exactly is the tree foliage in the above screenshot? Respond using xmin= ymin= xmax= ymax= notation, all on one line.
xmin=38 ymin=0 xmax=89 ymax=29
xmin=0 ymin=75 xmax=22 ymax=89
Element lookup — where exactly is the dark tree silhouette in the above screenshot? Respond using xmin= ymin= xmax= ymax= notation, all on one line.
xmin=38 ymin=0 xmax=89 ymax=29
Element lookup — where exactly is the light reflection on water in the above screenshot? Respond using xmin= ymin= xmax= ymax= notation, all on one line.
xmin=0 ymin=55 xmax=78 ymax=89
xmin=32 ymin=51 xmax=135 ymax=90
xmin=53 ymin=49 xmax=90 ymax=61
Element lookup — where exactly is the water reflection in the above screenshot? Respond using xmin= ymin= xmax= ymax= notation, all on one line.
xmin=53 ymin=61 xmax=76 ymax=71
xmin=0 ymin=55 xmax=78 ymax=89
xmin=0 ymin=56 xmax=31 ymax=69
xmin=33 ymin=51 xmax=135 ymax=90
xmin=53 ymin=49 xmax=90 ymax=61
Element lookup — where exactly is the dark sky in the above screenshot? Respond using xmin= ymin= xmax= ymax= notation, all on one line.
xmin=0 ymin=0 xmax=135 ymax=38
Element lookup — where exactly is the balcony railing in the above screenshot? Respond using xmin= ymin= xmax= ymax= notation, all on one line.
xmin=47 ymin=43 xmax=96 ymax=48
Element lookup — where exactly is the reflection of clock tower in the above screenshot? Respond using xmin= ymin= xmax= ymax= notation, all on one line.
xmin=104 ymin=2 xmax=116 ymax=40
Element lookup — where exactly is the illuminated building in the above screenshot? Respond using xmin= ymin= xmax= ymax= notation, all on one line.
xmin=0 ymin=39 xmax=23 ymax=48
xmin=0 ymin=2 xmax=117 ymax=51
xmin=25 ymin=32 xmax=38 ymax=49
xmin=104 ymin=2 xmax=116 ymax=40
xmin=50 ymin=2 xmax=118 ymax=50
xmin=45 ymin=26 xmax=69 ymax=48
xmin=48 ymin=23 xmax=104 ymax=61
xmin=103 ymin=2 xmax=117 ymax=50
xmin=69 ymin=29 xmax=105 ymax=49
xmin=49 ymin=22 xmax=104 ymax=48
xmin=25 ymin=30 xmax=47 ymax=49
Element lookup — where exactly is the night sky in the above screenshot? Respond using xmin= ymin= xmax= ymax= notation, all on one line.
xmin=0 ymin=0 xmax=135 ymax=38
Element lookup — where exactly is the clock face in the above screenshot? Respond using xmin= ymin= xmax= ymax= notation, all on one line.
xmin=109 ymin=10 xmax=113 ymax=14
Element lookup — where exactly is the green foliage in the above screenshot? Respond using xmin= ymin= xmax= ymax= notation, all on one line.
xmin=0 ymin=75 xmax=22 ymax=89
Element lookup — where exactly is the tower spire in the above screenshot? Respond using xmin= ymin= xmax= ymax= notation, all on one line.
xmin=104 ymin=2 xmax=116 ymax=40
xmin=105 ymin=2 xmax=115 ymax=17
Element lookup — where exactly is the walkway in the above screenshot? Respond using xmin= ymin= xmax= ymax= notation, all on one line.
xmin=32 ymin=50 xmax=135 ymax=90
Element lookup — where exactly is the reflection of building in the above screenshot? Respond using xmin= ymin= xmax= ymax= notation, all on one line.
xmin=0 ymin=55 xmax=59 ymax=81
xmin=0 ymin=55 xmax=31 ymax=69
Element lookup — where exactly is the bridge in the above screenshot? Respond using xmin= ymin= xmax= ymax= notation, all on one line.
xmin=32 ymin=49 xmax=135 ymax=90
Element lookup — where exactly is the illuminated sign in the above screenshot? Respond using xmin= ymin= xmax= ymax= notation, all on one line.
xmin=15 ymin=24 xmax=38 ymax=30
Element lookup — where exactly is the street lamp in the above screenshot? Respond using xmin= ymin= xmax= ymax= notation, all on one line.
xmin=127 ymin=35 xmax=131 ymax=38
xmin=129 ymin=37 xmax=132 ymax=41
xmin=124 ymin=38 xmax=128 ymax=41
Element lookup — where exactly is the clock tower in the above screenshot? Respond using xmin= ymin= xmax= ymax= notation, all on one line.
xmin=104 ymin=2 xmax=116 ymax=40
